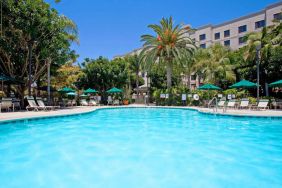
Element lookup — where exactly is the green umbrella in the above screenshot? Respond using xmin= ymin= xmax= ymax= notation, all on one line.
xmin=66 ymin=92 xmax=77 ymax=96
xmin=269 ymin=80 xmax=282 ymax=88
xmin=198 ymin=84 xmax=221 ymax=101
xmin=0 ymin=73 xmax=23 ymax=91
xmin=84 ymin=88 xmax=98 ymax=94
xmin=198 ymin=84 xmax=221 ymax=90
xmin=58 ymin=87 xmax=75 ymax=93
xmin=80 ymin=94 xmax=88 ymax=98
xmin=229 ymin=80 xmax=257 ymax=89
xmin=106 ymin=87 xmax=123 ymax=93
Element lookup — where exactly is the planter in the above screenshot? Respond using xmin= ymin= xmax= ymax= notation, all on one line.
xmin=123 ymin=100 xmax=129 ymax=105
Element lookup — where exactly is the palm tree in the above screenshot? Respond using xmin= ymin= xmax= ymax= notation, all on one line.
xmin=179 ymin=49 xmax=196 ymax=90
xmin=141 ymin=16 xmax=195 ymax=89
xmin=125 ymin=54 xmax=142 ymax=94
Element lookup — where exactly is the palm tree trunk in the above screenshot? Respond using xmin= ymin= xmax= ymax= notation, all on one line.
xmin=187 ymin=72 xmax=191 ymax=90
xmin=166 ymin=61 xmax=172 ymax=89
xmin=136 ymin=71 xmax=139 ymax=95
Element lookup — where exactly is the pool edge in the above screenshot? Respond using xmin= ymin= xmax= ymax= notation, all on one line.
xmin=0 ymin=106 xmax=281 ymax=124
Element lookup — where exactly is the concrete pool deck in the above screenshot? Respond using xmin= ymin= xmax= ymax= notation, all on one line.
xmin=0 ymin=105 xmax=282 ymax=123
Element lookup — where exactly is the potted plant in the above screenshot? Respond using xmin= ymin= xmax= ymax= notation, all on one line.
xmin=123 ymin=98 xmax=129 ymax=105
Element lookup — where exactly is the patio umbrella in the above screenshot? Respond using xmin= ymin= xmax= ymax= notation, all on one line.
xmin=106 ymin=87 xmax=123 ymax=93
xmin=198 ymin=84 xmax=222 ymax=91
xmin=84 ymin=88 xmax=98 ymax=94
xmin=66 ymin=92 xmax=77 ymax=96
xmin=58 ymin=87 xmax=75 ymax=93
xmin=0 ymin=73 xmax=22 ymax=91
xmin=80 ymin=94 xmax=88 ymax=98
xmin=229 ymin=80 xmax=257 ymax=89
xmin=269 ymin=80 xmax=282 ymax=88
xmin=198 ymin=84 xmax=221 ymax=101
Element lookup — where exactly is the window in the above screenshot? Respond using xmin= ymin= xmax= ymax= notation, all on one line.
xmin=199 ymin=34 xmax=206 ymax=41
xmin=224 ymin=40 xmax=230 ymax=46
xmin=200 ymin=43 xmax=206 ymax=49
xmin=238 ymin=25 xmax=247 ymax=33
xmin=214 ymin=32 xmax=220 ymax=40
xmin=255 ymin=20 xmax=265 ymax=29
xmin=224 ymin=30 xmax=230 ymax=37
xmin=191 ymin=75 xmax=197 ymax=81
xmin=238 ymin=37 xmax=246 ymax=45
xmin=273 ymin=13 xmax=282 ymax=20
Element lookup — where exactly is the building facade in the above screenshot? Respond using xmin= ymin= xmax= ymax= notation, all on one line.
xmin=188 ymin=2 xmax=282 ymax=50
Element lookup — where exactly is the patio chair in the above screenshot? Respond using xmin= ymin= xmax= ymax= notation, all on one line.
xmin=0 ymin=98 xmax=14 ymax=112
xmin=217 ymin=100 xmax=226 ymax=108
xmin=26 ymin=97 xmax=44 ymax=111
xmin=251 ymin=99 xmax=269 ymax=110
xmin=107 ymin=96 xmax=113 ymax=105
xmin=67 ymin=100 xmax=76 ymax=107
xmin=80 ymin=99 xmax=89 ymax=106
xmin=113 ymin=99 xmax=119 ymax=105
xmin=226 ymin=100 xmax=236 ymax=109
xmin=238 ymin=98 xmax=250 ymax=109
xmin=89 ymin=99 xmax=97 ymax=106
xmin=36 ymin=97 xmax=59 ymax=110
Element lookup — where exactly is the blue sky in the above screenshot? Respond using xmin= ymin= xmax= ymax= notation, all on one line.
xmin=47 ymin=0 xmax=279 ymax=62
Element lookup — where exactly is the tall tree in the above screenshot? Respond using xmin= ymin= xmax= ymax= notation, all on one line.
xmin=141 ymin=17 xmax=195 ymax=89
xmin=0 ymin=0 xmax=78 ymax=100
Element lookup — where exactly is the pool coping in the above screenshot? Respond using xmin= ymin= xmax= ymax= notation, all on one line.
xmin=0 ymin=105 xmax=281 ymax=124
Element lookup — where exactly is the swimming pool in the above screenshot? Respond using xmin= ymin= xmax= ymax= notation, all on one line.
xmin=0 ymin=108 xmax=281 ymax=188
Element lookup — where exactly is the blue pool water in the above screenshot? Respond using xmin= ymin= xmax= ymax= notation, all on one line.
xmin=0 ymin=108 xmax=282 ymax=188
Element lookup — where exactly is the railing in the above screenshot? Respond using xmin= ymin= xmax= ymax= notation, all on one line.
xmin=208 ymin=97 xmax=218 ymax=112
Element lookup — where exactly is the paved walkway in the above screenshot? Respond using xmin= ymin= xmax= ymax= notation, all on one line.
xmin=0 ymin=105 xmax=281 ymax=122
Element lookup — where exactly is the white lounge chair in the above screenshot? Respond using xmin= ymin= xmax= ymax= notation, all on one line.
xmin=217 ymin=100 xmax=226 ymax=108
xmin=80 ymin=99 xmax=89 ymax=106
xmin=251 ymin=100 xmax=269 ymax=110
xmin=226 ymin=100 xmax=236 ymax=109
xmin=36 ymin=97 xmax=59 ymax=110
xmin=107 ymin=96 xmax=113 ymax=105
xmin=0 ymin=98 xmax=14 ymax=112
xmin=89 ymin=99 xmax=97 ymax=106
xmin=113 ymin=99 xmax=119 ymax=105
xmin=26 ymin=97 xmax=44 ymax=111
xmin=67 ymin=100 xmax=76 ymax=107
xmin=238 ymin=99 xmax=250 ymax=109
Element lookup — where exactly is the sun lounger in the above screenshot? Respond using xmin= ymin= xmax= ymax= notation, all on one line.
xmin=26 ymin=97 xmax=44 ymax=111
xmin=36 ymin=97 xmax=60 ymax=110
xmin=226 ymin=100 xmax=236 ymax=109
xmin=89 ymin=99 xmax=97 ymax=106
xmin=238 ymin=99 xmax=250 ymax=109
xmin=0 ymin=98 xmax=14 ymax=112
xmin=251 ymin=99 xmax=269 ymax=110
xmin=107 ymin=96 xmax=113 ymax=105
xmin=80 ymin=99 xmax=89 ymax=106
xmin=67 ymin=100 xmax=76 ymax=107
xmin=113 ymin=100 xmax=119 ymax=105
xmin=217 ymin=100 xmax=226 ymax=108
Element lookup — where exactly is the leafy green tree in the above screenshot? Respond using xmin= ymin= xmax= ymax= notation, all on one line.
xmin=141 ymin=16 xmax=196 ymax=89
xmin=0 ymin=0 xmax=78 ymax=100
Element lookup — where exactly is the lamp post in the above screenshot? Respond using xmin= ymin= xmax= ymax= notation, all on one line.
xmin=256 ymin=44 xmax=261 ymax=102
